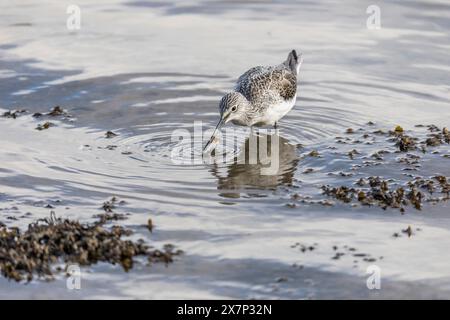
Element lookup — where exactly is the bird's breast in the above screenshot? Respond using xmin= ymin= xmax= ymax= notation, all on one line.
xmin=260 ymin=95 xmax=297 ymax=125
xmin=231 ymin=119 xmax=249 ymax=126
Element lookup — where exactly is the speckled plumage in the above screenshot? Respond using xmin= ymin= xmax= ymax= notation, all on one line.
xmin=221 ymin=50 xmax=302 ymax=127
xmin=235 ymin=65 xmax=297 ymax=104
xmin=204 ymin=50 xmax=302 ymax=151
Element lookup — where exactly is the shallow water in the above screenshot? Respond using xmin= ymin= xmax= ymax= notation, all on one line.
xmin=1 ymin=0 xmax=450 ymax=299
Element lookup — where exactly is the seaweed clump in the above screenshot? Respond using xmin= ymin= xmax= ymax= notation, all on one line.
xmin=47 ymin=106 xmax=66 ymax=117
xmin=0 ymin=212 xmax=181 ymax=282
xmin=424 ymin=127 xmax=450 ymax=147
xmin=388 ymin=126 xmax=417 ymax=152
xmin=33 ymin=106 xmax=71 ymax=119
xmin=105 ymin=131 xmax=118 ymax=138
xmin=101 ymin=196 xmax=124 ymax=212
xmin=322 ymin=175 xmax=450 ymax=212
xmin=1 ymin=109 xmax=27 ymax=119
xmin=390 ymin=125 xmax=450 ymax=151
xmin=35 ymin=122 xmax=55 ymax=131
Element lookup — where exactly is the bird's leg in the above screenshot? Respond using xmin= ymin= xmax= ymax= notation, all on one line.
xmin=250 ymin=125 xmax=258 ymax=139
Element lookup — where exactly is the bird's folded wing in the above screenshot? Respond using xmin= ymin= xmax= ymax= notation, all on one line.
xmin=236 ymin=67 xmax=297 ymax=103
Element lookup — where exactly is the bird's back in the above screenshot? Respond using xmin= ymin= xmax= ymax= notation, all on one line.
xmin=235 ymin=50 xmax=301 ymax=106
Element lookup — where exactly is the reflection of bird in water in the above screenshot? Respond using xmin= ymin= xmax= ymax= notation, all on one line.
xmin=210 ymin=132 xmax=299 ymax=198
xmin=204 ymin=50 xmax=303 ymax=151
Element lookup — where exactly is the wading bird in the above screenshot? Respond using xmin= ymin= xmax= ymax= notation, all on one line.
xmin=204 ymin=50 xmax=303 ymax=151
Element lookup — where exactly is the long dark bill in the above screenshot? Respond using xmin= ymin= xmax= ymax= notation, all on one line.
xmin=203 ymin=117 xmax=225 ymax=152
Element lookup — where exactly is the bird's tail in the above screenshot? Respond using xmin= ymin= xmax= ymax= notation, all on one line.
xmin=285 ymin=49 xmax=303 ymax=75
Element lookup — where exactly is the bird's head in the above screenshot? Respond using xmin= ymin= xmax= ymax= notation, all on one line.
xmin=203 ymin=92 xmax=250 ymax=152
xmin=219 ymin=92 xmax=249 ymax=124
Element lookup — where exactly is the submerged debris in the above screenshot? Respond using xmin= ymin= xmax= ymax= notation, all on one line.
xmin=395 ymin=134 xmax=417 ymax=152
xmin=291 ymin=243 xmax=379 ymax=264
xmin=147 ymin=218 xmax=153 ymax=232
xmin=35 ymin=122 xmax=55 ymax=131
xmin=321 ymin=186 xmax=355 ymax=203
xmin=32 ymin=106 xmax=71 ymax=119
xmin=2 ymin=106 xmax=71 ymax=121
xmin=148 ymin=244 xmax=183 ymax=265
xmin=322 ymin=175 xmax=450 ymax=212
xmin=308 ymin=150 xmax=320 ymax=157
xmin=393 ymin=226 xmax=421 ymax=238
xmin=389 ymin=124 xmax=449 ymax=152
xmin=94 ymin=212 xmax=128 ymax=224
xmin=402 ymin=225 xmax=413 ymax=237
xmin=47 ymin=106 xmax=65 ymax=117
xmin=291 ymin=126 xmax=444 ymax=210
xmin=105 ymin=131 xmax=118 ymax=138
xmin=394 ymin=125 xmax=404 ymax=134
xmin=303 ymin=123 xmax=450 ymax=212
xmin=0 ymin=212 xmax=181 ymax=282
xmin=101 ymin=196 xmax=124 ymax=212
xmin=291 ymin=242 xmax=318 ymax=252
xmin=1 ymin=109 xmax=27 ymax=119
xmin=348 ymin=149 xmax=360 ymax=160
xmin=424 ymin=127 xmax=450 ymax=147
xmin=105 ymin=145 xmax=117 ymax=150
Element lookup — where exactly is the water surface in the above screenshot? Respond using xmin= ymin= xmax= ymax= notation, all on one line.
xmin=1 ymin=0 xmax=450 ymax=299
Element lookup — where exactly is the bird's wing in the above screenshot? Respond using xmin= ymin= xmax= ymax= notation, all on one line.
xmin=234 ymin=66 xmax=266 ymax=99
xmin=235 ymin=66 xmax=297 ymax=103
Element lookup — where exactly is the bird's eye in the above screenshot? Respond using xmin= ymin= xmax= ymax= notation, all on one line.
xmin=231 ymin=106 xmax=237 ymax=112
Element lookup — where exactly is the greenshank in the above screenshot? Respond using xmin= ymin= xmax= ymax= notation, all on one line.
xmin=204 ymin=50 xmax=302 ymax=151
